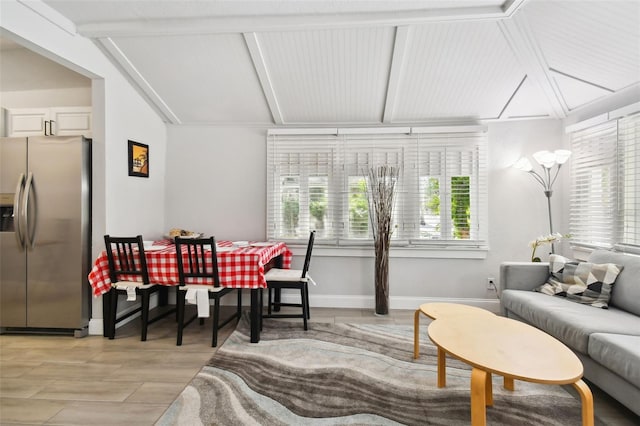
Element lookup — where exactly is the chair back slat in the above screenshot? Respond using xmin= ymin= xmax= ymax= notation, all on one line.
xmin=115 ymin=242 xmax=135 ymax=271
xmin=301 ymin=230 xmax=316 ymax=278
xmin=175 ymin=236 xmax=220 ymax=286
xmin=103 ymin=235 xmax=150 ymax=284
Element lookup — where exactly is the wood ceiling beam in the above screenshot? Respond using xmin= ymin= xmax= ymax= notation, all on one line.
xmin=502 ymin=0 xmax=528 ymax=17
xmin=77 ymin=6 xmax=513 ymax=38
xmin=498 ymin=13 xmax=567 ymax=118
xmin=243 ymin=33 xmax=283 ymax=125
xmin=382 ymin=26 xmax=410 ymax=124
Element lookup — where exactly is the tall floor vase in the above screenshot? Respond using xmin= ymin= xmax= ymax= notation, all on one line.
xmin=374 ymin=235 xmax=390 ymax=315
xmin=366 ymin=165 xmax=398 ymax=316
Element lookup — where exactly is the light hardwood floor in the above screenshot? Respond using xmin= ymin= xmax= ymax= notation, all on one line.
xmin=1 ymin=307 xmax=638 ymax=425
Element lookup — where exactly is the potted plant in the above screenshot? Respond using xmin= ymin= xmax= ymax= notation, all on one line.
xmin=529 ymin=232 xmax=569 ymax=261
xmin=366 ymin=165 xmax=399 ymax=315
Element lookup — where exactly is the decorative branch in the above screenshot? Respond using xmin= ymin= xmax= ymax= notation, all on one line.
xmin=365 ymin=165 xmax=399 ymax=315
xmin=366 ymin=165 xmax=399 ymax=242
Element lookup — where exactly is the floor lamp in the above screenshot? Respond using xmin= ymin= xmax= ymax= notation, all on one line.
xmin=513 ymin=149 xmax=571 ymax=253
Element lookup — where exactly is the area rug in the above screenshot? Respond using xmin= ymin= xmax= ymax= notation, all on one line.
xmin=157 ymin=316 xmax=601 ymax=425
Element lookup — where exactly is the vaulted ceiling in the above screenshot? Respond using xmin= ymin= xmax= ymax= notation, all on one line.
xmin=39 ymin=0 xmax=640 ymax=126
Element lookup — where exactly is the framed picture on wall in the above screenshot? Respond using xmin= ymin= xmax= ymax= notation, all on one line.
xmin=128 ymin=140 xmax=149 ymax=178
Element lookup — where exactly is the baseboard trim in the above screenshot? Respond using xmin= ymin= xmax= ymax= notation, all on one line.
xmin=283 ymin=294 xmax=501 ymax=314
xmin=87 ymin=294 xmax=501 ymax=335
xmin=88 ymin=318 xmax=103 ymax=335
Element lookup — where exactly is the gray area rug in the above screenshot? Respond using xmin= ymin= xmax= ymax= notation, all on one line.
xmin=157 ymin=316 xmax=601 ymax=425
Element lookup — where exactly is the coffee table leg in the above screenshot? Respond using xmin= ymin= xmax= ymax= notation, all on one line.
xmin=485 ymin=372 xmax=493 ymax=406
xmin=413 ymin=309 xmax=421 ymax=359
xmin=572 ymin=379 xmax=594 ymax=426
xmin=503 ymin=377 xmax=514 ymax=391
xmin=470 ymin=368 xmax=487 ymax=426
xmin=437 ymin=346 xmax=447 ymax=387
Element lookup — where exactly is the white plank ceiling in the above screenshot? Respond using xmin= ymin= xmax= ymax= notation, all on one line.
xmin=32 ymin=0 xmax=640 ymax=126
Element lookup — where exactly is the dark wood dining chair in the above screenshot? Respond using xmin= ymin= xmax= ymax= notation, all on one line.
xmin=263 ymin=230 xmax=316 ymax=330
xmin=103 ymin=235 xmax=176 ymax=341
xmin=174 ymin=236 xmax=242 ymax=347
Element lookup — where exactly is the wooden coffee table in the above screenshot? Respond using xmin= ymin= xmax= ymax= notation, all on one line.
xmin=414 ymin=303 xmax=498 ymax=388
xmin=428 ymin=315 xmax=594 ymax=426
xmin=413 ymin=303 xmax=494 ymax=359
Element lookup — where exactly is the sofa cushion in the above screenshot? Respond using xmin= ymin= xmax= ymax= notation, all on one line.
xmin=534 ymin=254 xmax=622 ymax=308
xmin=588 ymin=250 xmax=640 ymax=316
xmin=501 ymin=289 xmax=640 ymax=354
xmin=588 ymin=333 xmax=640 ymax=389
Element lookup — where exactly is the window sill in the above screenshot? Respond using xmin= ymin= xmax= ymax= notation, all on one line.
xmin=286 ymin=245 xmax=488 ymax=259
xmin=571 ymin=243 xmax=640 ymax=261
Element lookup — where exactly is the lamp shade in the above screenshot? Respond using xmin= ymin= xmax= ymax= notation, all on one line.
xmin=533 ymin=150 xmax=556 ymax=168
xmin=554 ymin=149 xmax=572 ymax=164
xmin=513 ymin=157 xmax=533 ymax=172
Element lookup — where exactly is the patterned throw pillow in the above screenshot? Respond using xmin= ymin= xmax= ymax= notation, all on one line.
xmin=534 ymin=254 xmax=623 ymax=308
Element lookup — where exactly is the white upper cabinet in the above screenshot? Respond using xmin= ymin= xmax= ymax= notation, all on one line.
xmin=50 ymin=107 xmax=92 ymax=136
xmin=5 ymin=107 xmax=92 ymax=137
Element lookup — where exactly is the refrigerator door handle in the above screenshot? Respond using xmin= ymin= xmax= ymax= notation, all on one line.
xmin=13 ymin=173 xmax=26 ymax=250
xmin=23 ymin=172 xmax=38 ymax=250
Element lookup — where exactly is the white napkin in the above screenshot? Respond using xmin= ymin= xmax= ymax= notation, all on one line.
xmin=126 ymin=286 xmax=137 ymax=301
xmin=185 ymin=288 xmax=210 ymax=318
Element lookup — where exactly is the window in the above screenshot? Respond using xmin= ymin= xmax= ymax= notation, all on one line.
xmin=569 ymin=112 xmax=640 ymax=252
xmin=619 ymin=114 xmax=640 ymax=248
xmin=267 ymin=127 xmax=488 ymax=248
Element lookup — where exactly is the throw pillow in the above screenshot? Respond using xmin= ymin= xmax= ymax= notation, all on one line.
xmin=534 ymin=254 xmax=623 ymax=308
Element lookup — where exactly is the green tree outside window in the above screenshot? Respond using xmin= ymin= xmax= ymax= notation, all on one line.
xmin=309 ymin=184 xmax=327 ymax=231
xmin=281 ymin=176 xmax=300 ymax=237
xmin=451 ymin=176 xmax=470 ymax=239
xmin=423 ymin=176 xmax=470 ymax=239
xmin=349 ymin=179 xmax=369 ymax=237
xmin=282 ymin=194 xmax=299 ymax=236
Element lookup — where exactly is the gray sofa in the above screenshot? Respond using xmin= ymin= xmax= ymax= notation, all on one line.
xmin=499 ymin=250 xmax=640 ymax=416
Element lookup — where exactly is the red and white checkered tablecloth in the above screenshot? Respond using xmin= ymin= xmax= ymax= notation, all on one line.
xmin=88 ymin=240 xmax=293 ymax=297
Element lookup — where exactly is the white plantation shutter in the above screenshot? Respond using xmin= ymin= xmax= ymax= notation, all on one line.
xmin=569 ymin=112 xmax=640 ymax=251
xmin=570 ymin=121 xmax=618 ymax=248
xmin=267 ymin=134 xmax=339 ymax=241
xmin=341 ymin=135 xmax=405 ymax=242
xmin=414 ymin=133 xmax=488 ymax=244
xmin=618 ymin=113 xmax=640 ymax=250
xmin=267 ymin=127 xmax=488 ymax=248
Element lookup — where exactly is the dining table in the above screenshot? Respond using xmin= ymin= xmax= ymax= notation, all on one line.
xmin=88 ymin=239 xmax=293 ymax=343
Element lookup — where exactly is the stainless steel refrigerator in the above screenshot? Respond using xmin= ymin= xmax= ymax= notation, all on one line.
xmin=0 ymin=136 xmax=91 ymax=336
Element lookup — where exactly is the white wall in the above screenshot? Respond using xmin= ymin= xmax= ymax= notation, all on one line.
xmin=166 ymin=119 xmax=566 ymax=312
xmin=1 ymin=0 xmax=168 ymax=331
xmin=102 ymin=79 xmax=167 ymax=240
xmin=1 ymin=87 xmax=91 ymax=108
xmin=165 ymin=126 xmax=267 ymax=239
xmin=1 ymin=0 xmax=581 ymax=322
xmin=0 ymin=45 xmax=92 ymax=107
